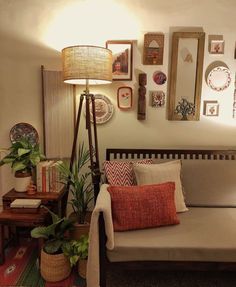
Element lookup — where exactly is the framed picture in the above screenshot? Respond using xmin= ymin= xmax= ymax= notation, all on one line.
xmin=209 ymin=39 xmax=224 ymax=54
xmin=117 ymin=86 xmax=133 ymax=110
xmin=150 ymin=91 xmax=165 ymax=107
xmin=143 ymin=33 xmax=164 ymax=65
xmin=203 ymin=100 xmax=219 ymax=116
xmin=106 ymin=40 xmax=133 ymax=81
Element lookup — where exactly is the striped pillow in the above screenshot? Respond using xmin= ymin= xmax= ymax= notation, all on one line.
xmin=103 ymin=159 xmax=153 ymax=186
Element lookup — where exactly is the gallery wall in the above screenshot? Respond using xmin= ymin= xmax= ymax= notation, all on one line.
xmin=0 ymin=0 xmax=236 ymax=199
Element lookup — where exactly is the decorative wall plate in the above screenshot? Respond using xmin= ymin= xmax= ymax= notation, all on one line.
xmin=85 ymin=94 xmax=114 ymax=124
xmin=10 ymin=123 xmax=39 ymax=145
xmin=153 ymin=71 xmax=167 ymax=85
xmin=207 ymin=66 xmax=231 ymax=91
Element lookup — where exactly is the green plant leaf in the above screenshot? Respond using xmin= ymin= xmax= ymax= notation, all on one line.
xmin=12 ymin=162 xmax=27 ymax=172
xmin=31 ymin=226 xmax=50 ymax=239
xmin=0 ymin=156 xmax=15 ymax=164
xmin=42 ymin=205 xmax=60 ymax=223
xmin=44 ymin=239 xmax=63 ymax=254
xmin=18 ymin=148 xmax=31 ymax=157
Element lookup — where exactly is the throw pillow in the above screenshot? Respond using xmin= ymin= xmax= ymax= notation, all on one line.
xmin=133 ymin=160 xmax=188 ymax=212
xmin=103 ymin=159 xmax=153 ymax=186
xmin=108 ymin=182 xmax=179 ymax=231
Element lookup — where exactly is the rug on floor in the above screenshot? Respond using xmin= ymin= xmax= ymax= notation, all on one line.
xmin=0 ymin=239 xmax=86 ymax=287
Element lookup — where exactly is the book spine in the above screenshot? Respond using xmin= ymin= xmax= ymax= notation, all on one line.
xmin=49 ymin=164 xmax=56 ymax=192
xmin=36 ymin=163 xmax=42 ymax=192
xmin=45 ymin=164 xmax=51 ymax=192
xmin=42 ymin=166 xmax=46 ymax=193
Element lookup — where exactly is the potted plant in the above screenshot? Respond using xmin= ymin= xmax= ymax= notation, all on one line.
xmin=62 ymin=234 xmax=89 ymax=279
xmin=0 ymin=138 xmax=45 ymax=192
xmin=57 ymin=143 xmax=94 ymax=239
xmin=31 ymin=206 xmax=74 ymax=282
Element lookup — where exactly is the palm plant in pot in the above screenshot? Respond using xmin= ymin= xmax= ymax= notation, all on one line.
xmin=31 ymin=206 xmax=74 ymax=282
xmin=57 ymin=143 xmax=94 ymax=239
xmin=0 ymin=137 xmax=45 ymax=192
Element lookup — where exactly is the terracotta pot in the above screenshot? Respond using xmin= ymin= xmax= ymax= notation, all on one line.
xmin=14 ymin=171 xmax=31 ymax=192
xmin=40 ymin=249 xmax=71 ymax=282
xmin=78 ymin=259 xmax=87 ymax=279
xmin=70 ymin=222 xmax=90 ymax=240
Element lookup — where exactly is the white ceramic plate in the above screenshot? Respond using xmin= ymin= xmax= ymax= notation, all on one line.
xmin=207 ymin=66 xmax=231 ymax=91
xmin=84 ymin=94 xmax=114 ymax=124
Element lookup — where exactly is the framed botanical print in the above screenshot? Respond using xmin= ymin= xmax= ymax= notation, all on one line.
xmin=117 ymin=86 xmax=133 ymax=110
xmin=106 ymin=40 xmax=133 ymax=81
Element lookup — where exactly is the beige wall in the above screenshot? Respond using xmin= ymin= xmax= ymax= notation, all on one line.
xmin=1 ymin=0 xmax=236 ymax=199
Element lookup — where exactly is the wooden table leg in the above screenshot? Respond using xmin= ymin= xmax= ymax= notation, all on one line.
xmin=0 ymin=224 xmax=5 ymax=265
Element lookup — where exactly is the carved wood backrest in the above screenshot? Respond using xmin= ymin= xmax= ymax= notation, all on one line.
xmin=106 ymin=148 xmax=236 ymax=161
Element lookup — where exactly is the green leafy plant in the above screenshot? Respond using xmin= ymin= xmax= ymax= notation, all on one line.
xmin=62 ymin=235 xmax=89 ymax=267
xmin=31 ymin=206 xmax=74 ymax=254
xmin=57 ymin=143 xmax=94 ymax=224
xmin=0 ymin=138 xmax=45 ymax=174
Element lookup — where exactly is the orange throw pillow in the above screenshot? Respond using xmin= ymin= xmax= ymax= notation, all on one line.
xmin=108 ymin=182 xmax=179 ymax=231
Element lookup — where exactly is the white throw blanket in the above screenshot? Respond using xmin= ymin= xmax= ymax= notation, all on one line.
xmin=87 ymin=184 xmax=114 ymax=287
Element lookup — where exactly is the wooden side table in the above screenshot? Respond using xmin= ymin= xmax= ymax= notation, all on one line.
xmin=2 ymin=186 xmax=68 ymax=217
xmin=0 ymin=209 xmax=48 ymax=264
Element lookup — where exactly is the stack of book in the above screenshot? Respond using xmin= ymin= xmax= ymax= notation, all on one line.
xmin=36 ymin=160 xmax=64 ymax=193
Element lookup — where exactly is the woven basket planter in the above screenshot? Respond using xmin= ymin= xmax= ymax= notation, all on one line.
xmin=78 ymin=259 xmax=87 ymax=279
xmin=40 ymin=249 xmax=71 ymax=282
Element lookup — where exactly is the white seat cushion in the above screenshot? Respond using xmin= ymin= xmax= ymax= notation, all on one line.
xmin=107 ymin=207 xmax=236 ymax=262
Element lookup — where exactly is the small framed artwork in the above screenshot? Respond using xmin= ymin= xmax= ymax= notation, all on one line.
xmin=106 ymin=40 xmax=133 ymax=81
xmin=203 ymin=100 xmax=219 ymax=116
xmin=208 ymin=35 xmax=224 ymax=54
xmin=143 ymin=33 xmax=164 ymax=65
xmin=117 ymin=86 xmax=133 ymax=110
xmin=150 ymin=91 xmax=165 ymax=107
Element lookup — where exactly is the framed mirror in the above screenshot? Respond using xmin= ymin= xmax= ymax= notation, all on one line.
xmin=168 ymin=32 xmax=205 ymax=121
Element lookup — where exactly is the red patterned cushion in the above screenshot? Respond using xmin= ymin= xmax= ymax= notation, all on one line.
xmin=108 ymin=182 xmax=179 ymax=231
xmin=103 ymin=160 xmax=153 ymax=186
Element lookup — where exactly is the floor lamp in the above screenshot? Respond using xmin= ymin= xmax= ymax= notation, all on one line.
xmin=61 ymin=45 xmax=112 ymax=201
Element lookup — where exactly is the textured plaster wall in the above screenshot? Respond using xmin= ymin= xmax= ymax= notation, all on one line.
xmin=0 ymin=0 xmax=236 ymax=199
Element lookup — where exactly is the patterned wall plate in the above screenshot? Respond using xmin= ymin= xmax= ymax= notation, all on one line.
xmin=10 ymin=123 xmax=39 ymax=145
xmin=84 ymin=94 xmax=114 ymax=124
xmin=153 ymin=71 xmax=167 ymax=85
xmin=207 ymin=66 xmax=231 ymax=91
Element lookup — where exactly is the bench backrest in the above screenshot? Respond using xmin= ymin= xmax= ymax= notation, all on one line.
xmin=106 ymin=149 xmax=236 ymax=207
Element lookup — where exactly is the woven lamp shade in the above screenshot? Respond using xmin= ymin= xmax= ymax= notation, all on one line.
xmin=62 ymin=45 xmax=112 ymax=85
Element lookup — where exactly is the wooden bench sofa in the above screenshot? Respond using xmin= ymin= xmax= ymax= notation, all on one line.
xmin=90 ymin=148 xmax=236 ymax=287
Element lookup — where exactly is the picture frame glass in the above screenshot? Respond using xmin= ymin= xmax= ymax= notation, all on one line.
xmin=106 ymin=41 xmax=133 ymax=81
